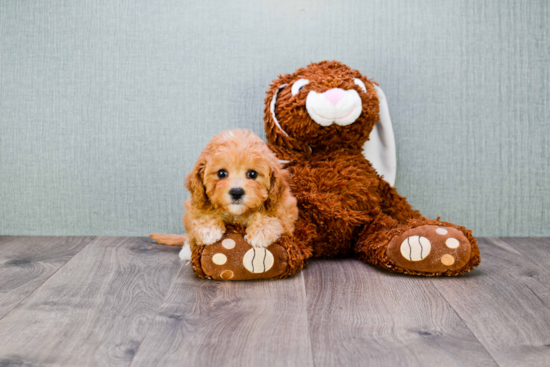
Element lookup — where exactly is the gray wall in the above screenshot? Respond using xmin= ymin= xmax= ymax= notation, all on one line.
xmin=1 ymin=0 xmax=549 ymax=236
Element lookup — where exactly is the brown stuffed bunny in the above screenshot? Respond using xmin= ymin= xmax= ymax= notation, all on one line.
xmin=185 ymin=60 xmax=480 ymax=279
xmin=262 ymin=60 xmax=480 ymax=276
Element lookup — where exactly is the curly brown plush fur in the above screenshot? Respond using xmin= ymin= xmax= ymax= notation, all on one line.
xmin=264 ymin=61 xmax=480 ymax=276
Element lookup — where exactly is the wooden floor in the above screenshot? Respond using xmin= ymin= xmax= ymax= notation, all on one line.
xmin=0 ymin=237 xmax=549 ymax=366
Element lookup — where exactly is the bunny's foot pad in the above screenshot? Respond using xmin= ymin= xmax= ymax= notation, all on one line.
xmin=197 ymin=233 xmax=289 ymax=280
xmin=387 ymin=225 xmax=472 ymax=274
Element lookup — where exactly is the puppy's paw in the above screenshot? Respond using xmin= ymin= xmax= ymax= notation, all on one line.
xmin=179 ymin=241 xmax=192 ymax=261
xmin=245 ymin=223 xmax=283 ymax=248
xmin=196 ymin=226 xmax=224 ymax=245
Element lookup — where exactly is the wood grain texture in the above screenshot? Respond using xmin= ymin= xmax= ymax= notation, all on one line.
xmin=0 ymin=236 xmax=94 ymax=320
xmin=498 ymin=237 xmax=550 ymax=271
xmin=131 ymin=265 xmax=314 ymax=367
xmin=304 ymin=259 xmax=496 ymax=367
xmin=431 ymin=238 xmax=550 ymax=366
xmin=0 ymin=237 xmax=182 ymax=367
xmin=2 ymin=236 xmax=550 ymax=366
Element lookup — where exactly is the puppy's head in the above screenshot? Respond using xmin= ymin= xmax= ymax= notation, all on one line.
xmin=186 ymin=129 xmax=286 ymax=216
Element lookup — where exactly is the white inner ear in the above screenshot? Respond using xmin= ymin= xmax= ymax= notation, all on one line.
xmin=291 ymin=79 xmax=309 ymax=95
xmin=270 ymin=84 xmax=289 ymax=136
xmin=354 ymin=78 xmax=367 ymax=93
xmin=362 ymin=85 xmax=397 ymax=186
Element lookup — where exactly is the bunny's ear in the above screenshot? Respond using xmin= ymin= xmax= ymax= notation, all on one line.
xmin=362 ymin=84 xmax=397 ymax=186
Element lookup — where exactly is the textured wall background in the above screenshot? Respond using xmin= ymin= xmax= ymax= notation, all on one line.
xmin=1 ymin=0 xmax=549 ymax=236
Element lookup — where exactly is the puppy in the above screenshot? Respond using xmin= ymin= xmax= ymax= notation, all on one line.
xmin=150 ymin=129 xmax=298 ymax=261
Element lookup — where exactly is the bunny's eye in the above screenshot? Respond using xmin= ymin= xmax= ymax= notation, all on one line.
xmin=354 ymin=78 xmax=367 ymax=93
xmin=217 ymin=169 xmax=228 ymax=179
xmin=291 ymin=79 xmax=310 ymax=96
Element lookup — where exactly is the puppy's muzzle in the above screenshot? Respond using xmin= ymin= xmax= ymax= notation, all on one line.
xmin=229 ymin=187 xmax=245 ymax=201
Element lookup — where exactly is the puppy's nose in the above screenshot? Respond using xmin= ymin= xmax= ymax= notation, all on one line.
xmin=229 ymin=187 xmax=245 ymax=200
xmin=324 ymin=88 xmax=345 ymax=105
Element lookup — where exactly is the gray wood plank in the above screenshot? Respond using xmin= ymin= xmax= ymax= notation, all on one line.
xmin=0 ymin=236 xmax=94 ymax=320
xmin=431 ymin=238 xmax=550 ymax=367
xmin=304 ymin=259 xmax=497 ymax=367
xmin=0 ymin=236 xmax=18 ymax=246
xmin=131 ymin=265 xmax=314 ymax=367
xmin=498 ymin=237 xmax=550 ymax=271
xmin=0 ymin=237 xmax=182 ymax=367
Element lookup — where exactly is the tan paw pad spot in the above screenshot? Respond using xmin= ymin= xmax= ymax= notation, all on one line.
xmin=436 ymin=228 xmax=448 ymax=235
xmin=441 ymin=254 xmax=455 ymax=266
xmin=400 ymin=236 xmax=431 ymax=261
xmin=243 ymin=248 xmax=275 ymax=273
xmin=222 ymin=238 xmax=236 ymax=249
xmin=220 ymin=270 xmax=234 ymax=280
xmin=212 ymin=253 xmax=227 ymax=265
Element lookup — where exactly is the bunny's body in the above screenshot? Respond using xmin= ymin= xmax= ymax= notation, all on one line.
xmin=263 ymin=61 xmax=480 ymax=276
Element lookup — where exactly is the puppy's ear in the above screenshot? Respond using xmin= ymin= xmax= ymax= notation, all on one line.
xmin=264 ymin=163 xmax=288 ymax=213
xmin=185 ymin=157 xmax=209 ymax=210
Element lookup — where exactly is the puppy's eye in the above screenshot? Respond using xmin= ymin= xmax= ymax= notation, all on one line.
xmin=246 ymin=170 xmax=258 ymax=179
xmin=291 ymin=79 xmax=310 ymax=96
xmin=217 ymin=169 xmax=228 ymax=179
xmin=354 ymin=78 xmax=367 ymax=93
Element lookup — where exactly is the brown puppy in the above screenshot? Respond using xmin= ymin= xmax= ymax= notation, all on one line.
xmin=151 ymin=129 xmax=298 ymax=260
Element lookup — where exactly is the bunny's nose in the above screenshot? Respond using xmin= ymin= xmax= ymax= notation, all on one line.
xmin=229 ymin=187 xmax=245 ymax=200
xmin=323 ymin=88 xmax=345 ymax=105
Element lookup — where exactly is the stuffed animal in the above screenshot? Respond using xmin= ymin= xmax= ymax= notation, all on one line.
xmin=188 ymin=60 xmax=480 ymax=279
xmin=262 ymin=60 xmax=480 ymax=276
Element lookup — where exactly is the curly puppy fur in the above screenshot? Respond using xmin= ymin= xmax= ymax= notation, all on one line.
xmin=263 ymin=61 xmax=480 ymax=276
xmin=152 ymin=129 xmax=298 ymax=253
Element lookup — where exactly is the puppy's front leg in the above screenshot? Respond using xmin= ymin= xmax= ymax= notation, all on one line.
xmin=192 ymin=216 xmax=226 ymax=245
xmin=245 ymin=214 xmax=284 ymax=248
